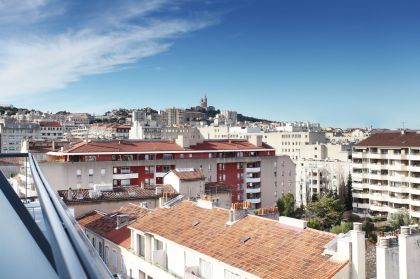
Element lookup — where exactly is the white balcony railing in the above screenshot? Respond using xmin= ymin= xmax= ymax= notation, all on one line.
xmin=112 ymin=173 xmax=139 ymax=180
xmin=245 ymin=177 xmax=261 ymax=183
xmin=246 ymin=167 xmax=261 ymax=173
xmin=155 ymin=172 xmax=168 ymax=178
xmin=410 ymin=210 xmax=420 ymax=218
xmin=246 ymin=187 xmax=261 ymax=194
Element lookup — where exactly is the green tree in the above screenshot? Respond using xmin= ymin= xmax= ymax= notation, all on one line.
xmin=305 ymin=195 xmax=345 ymax=231
xmin=277 ymin=193 xmax=295 ymax=217
xmin=345 ymin=173 xmax=353 ymax=211
xmin=330 ymin=222 xmax=353 ymax=234
xmin=388 ymin=209 xmax=411 ymax=230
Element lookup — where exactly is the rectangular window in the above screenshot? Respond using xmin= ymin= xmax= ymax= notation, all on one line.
xmin=112 ymin=250 xmax=117 ymax=271
xmin=224 ymin=270 xmax=240 ymax=279
xmin=137 ymin=234 xmax=145 ymax=257
xmin=104 ymin=246 xmax=109 ymax=265
xmin=121 ymin=179 xmax=130 ymax=186
xmin=199 ymin=259 xmax=212 ymax=279
xmin=76 ymin=169 xmax=82 ymax=176
xmin=89 ymin=169 xmax=94 ymax=176
xmin=101 ymin=168 xmax=106 ymax=176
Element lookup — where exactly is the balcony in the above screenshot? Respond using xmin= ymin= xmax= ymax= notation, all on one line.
xmin=369 ymin=204 xmax=389 ymax=212
xmin=112 ymin=173 xmax=139 ymax=180
xmin=246 ymin=167 xmax=261 ymax=173
xmin=353 ymin=202 xmax=370 ymax=209
xmin=155 ymin=172 xmax=169 ymax=178
xmin=409 ymin=165 xmax=420 ymax=173
xmin=411 ymin=177 xmax=420 ymax=184
xmin=410 ymin=210 xmax=420 ymax=218
xmin=246 ymin=177 xmax=261 ymax=183
xmin=0 ymin=153 xmax=112 ymax=279
xmin=246 ymin=187 xmax=261 ymax=194
xmin=410 ymin=199 xmax=420 ymax=207
xmin=370 ymin=194 xmax=388 ymax=202
xmin=388 ymin=197 xmax=410 ymax=205
xmin=353 ymin=192 xmax=370 ymax=199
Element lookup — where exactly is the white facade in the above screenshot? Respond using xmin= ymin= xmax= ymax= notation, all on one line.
xmin=0 ymin=123 xmax=40 ymax=153
xmin=352 ymin=142 xmax=420 ymax=220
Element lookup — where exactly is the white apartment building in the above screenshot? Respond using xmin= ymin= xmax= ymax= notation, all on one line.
xmin=198 ymin=126 xmax=327 ymax=160
xmin=39 ymin=121 xmax=64 ymax=140
xmin=352 ymin=131 xmax=420 ymax=221
xmin=78 ymin=200 xmax=358 ymax=279
xmin=0 ymin=122 xmax=40 ymax=153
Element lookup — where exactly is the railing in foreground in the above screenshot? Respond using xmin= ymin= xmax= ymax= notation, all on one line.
xmin=0 ymin=153 xmax=114 ymax=279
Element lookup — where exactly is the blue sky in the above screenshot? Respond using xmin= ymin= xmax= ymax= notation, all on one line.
xmin=1 ymin=0 xmax=420 ymax=128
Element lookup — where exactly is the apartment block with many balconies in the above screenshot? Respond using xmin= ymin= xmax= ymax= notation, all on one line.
xmin=41 ymin=135 xmax=294 ymax=209
xmin=352 ymin=131 xmax=420 ymax=221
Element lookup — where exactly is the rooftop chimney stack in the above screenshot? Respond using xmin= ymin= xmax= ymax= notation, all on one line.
xmin=351 ymin=222 xmax=366 ymax=279
xmin=376 ymin=236 xmax=399 ymax=279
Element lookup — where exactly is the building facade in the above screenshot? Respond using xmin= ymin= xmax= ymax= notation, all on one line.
xmin=42 ymin=136 xmax=294 ymax=209
xmin=352 ymin=131 xmax=420 ymax=221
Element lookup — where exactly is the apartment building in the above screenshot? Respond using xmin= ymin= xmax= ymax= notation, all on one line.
xmin=198 ymin=126 xmax=327 ymax=160
xmin=352 ymin=131 xmax=420 ymax=221
xmin=42 ymin=135 xmax=294 ymax=209
xmin=78 ymin=200 xmax=355 ymax=279
xmin=0 ymin=122 xmax=40 ymax=153
xmin=39 ymin=121 xmax=64 ymax=139
xmin=89 ymin=124 xmax=131 ymax=139
xmin=160 ymin=108 xmax=185 ymax=126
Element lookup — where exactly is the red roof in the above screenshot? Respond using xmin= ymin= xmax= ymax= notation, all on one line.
xmin=356 ymin=131 xmax=420 ymax=147
xmin=39 ymin=121 xmax=62 ymax=127
xmin=60 ymin=140 xmax=273 ymax=154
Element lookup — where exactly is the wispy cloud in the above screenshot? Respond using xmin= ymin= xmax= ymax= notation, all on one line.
xmin=0 ymin=0 xmax=218 ymax=100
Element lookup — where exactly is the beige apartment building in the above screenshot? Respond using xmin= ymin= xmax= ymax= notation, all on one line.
xmin=352 ymin=131 xmax=420 ymax=221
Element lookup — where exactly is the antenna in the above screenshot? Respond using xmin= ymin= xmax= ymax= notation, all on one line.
xmin=402 ymin=121 xmax=406 ymax=130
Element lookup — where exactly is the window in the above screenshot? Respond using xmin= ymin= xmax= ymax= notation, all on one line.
xmin=101 ymin=168 xmax=106 ymax=176
xmin=121 ymin=179 xmax=130 ymax=186
xmin=92 ymin=237 xmax=96 ymax=248
xmin=224 ymin=270 xmax=240 ymax=279
xmin=137 ymin=234 xmax=145 ymax=257
xmin=99 ymin=242 xmax=103 ymax=258
xmin=104 ymin=246 xmax=109 ymax=265
xmin=154 ymin=239 xmax=163 ymax=251
xmin=89 ymin=169 xmax=94 ymax=176
xmin=112 ymin=250 xmax=117 ymax=271
xmin=139 ymin=270 xmax=146 ymax=279
xmin=199 ymin=259 xmax=212 ymax=279
xmin=76 ymin=169 xmax=82 ymax=176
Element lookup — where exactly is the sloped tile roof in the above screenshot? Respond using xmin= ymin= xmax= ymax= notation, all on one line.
xmin=129 ymin=201 xmax=347 ymax=279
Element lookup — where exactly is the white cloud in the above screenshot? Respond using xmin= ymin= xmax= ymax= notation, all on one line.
xmin=0 ymin=0 xmax=217 ymax=100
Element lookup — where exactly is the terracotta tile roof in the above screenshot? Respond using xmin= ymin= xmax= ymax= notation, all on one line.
xmin=356 ymin=131 xmax=420 ymax=147
xmin=77 ymin=204 xmax=150 ymax=247
xmin=171 ymin=169 xmax=205 ymax=181
xmin=59 ymin=139 xmax=273 ymax=154
xmin=58 ymin=185 xmax=176 ymax=203
xmin=39 ymin=121 xmax=62 ymax=127
xmin=129 ymin=201 xmax=346 ymax=279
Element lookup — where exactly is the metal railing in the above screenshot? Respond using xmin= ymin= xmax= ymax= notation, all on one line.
xmin=0 ymin=153 xmax=113 ymax=279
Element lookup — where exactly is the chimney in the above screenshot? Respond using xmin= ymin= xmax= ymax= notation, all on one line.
xmin=67 ymin=188 xmax=73 ymax=201
xmin=278 ymin=216 xmax=307 ymax=229
xmin=351 ymin=222 xmax=366 ymax=279
xmin=376 ymin=236 xmax=399 ymax=279
xmin=52 ymin=140 xmax=56 ymax=151
xmin=249 ymin=135 xmax=262 ymax=147
xmin=398 ymin=225 xmax=420 ymax=279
